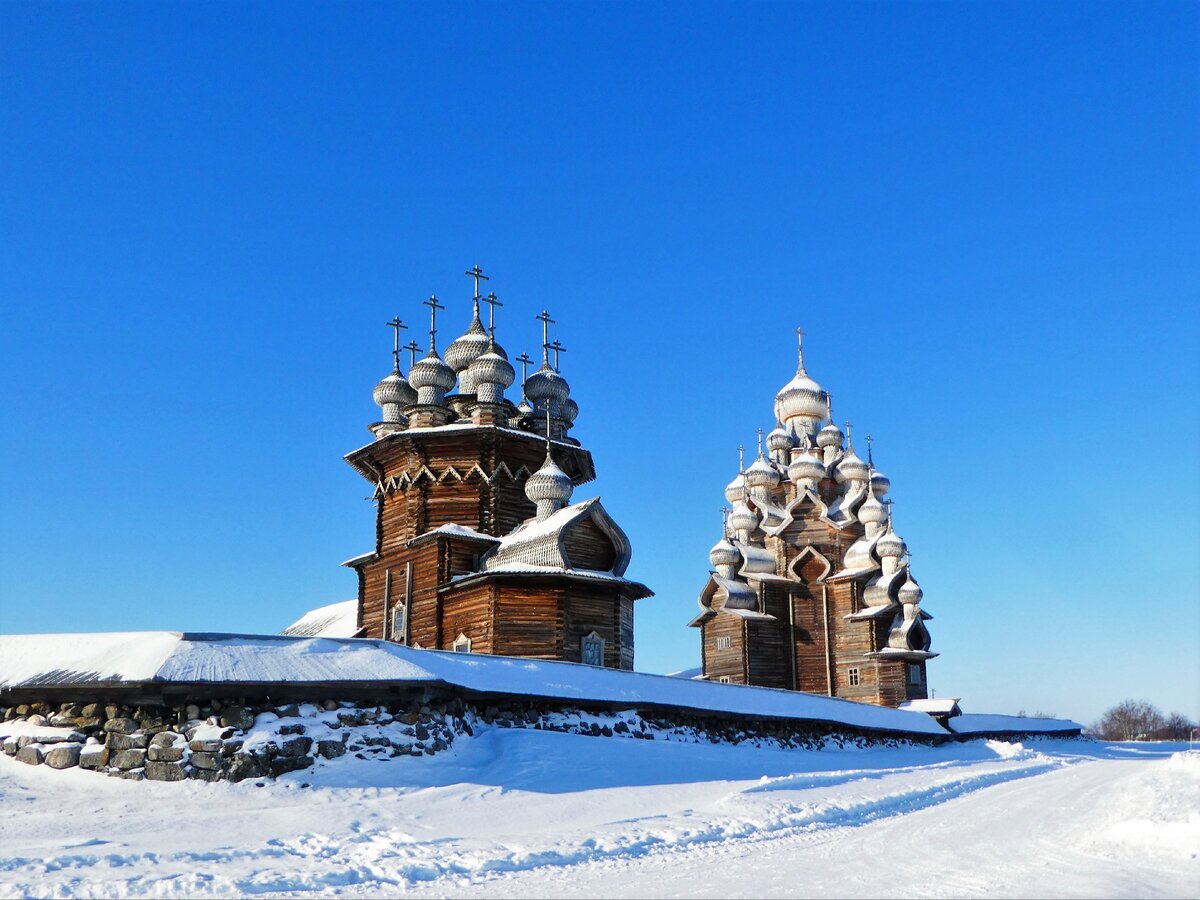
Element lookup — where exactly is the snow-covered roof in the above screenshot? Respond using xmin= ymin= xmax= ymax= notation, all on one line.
xmin=483 ymin=497 xmax=637 ymax=580
xmin=409 ymin=523 xmax=500 ymax=547
xmin=281 ymin=600 xmax=361 ymax=639
xmin=898 ymin=698 xmax=962 ymax=716
xmin=0 ymin=632 xmax=947 ymax=737
xmin=947 ymin=713 xmax=1083 ymax=735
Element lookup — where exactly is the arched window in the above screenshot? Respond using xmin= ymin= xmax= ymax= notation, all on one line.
xmin=452 ymin=633 xmax=472 ymax=653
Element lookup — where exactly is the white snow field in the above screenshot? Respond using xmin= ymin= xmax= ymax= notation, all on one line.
xmin=0 ymin=729 xmax=1195 ymax=899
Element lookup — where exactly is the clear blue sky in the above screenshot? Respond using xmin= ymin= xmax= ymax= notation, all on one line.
xmin=1 ymin=2 xmax=1197 ymax=725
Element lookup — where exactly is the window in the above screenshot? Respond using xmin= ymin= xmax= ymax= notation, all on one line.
xmin=717 ymin=675 xmax=732 ymax=684
xmin=581 ymin=631 xmax=605 ymax=667
xmin=391 ymin=606 xmax=407 ymax=645
xmin=452 ymin=633 xmax=472 ymax=653
xmin=715 ymin=636 xmax=732 ymax=651
xmin=847 ymin=667 xmax=860 ymax=687
xmin=909 ymin=663 xmax=923 ymax=685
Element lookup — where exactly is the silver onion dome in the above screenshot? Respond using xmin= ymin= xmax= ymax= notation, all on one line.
xmin=858 ymin=492 xmax=888 ymax=526
xmin=787 ymin=453 xmax=826 ymax=484
xmin=525 ymin=361 xmax=571 ymax=411
xmin=724 ymin=473 xmax=746 ymax=504
xmin=767 ymin=423 xmax=793 ymax=455
xmin=870 ymin=470 xmax=890 ymax=498
xmin=560 ymin=396 xmax=579 ymax=425
xmin=709 ymin=538 xmax=740 ymax=569
xmin=774 ymin=340 xmax=827 ymax=429
xmin=744 ymin=454 xmax=781 ymax=490
xmin=373 ymin=371 xmax=417 ymax=410
xmin=525 ymin=450 xmax=573 ymax=517
xmin=728 ymin=499 xmax=759 ymax=533
xmin=835 ymin=445 xmax=869 ymax=484
xmin=899 ymin=571 xmax=923 ymax=605
xmin=408 ymin=350 xmax=456 ymax=406
xmin=467 ymin=339 xmax=516 ymax=404
xmin=876 ymin=529 xmax=907 ymax=559
xmin=445 ymin=304 xmax=490 ymax=393
xmin=817 ymin=420 xmax=844 ymax=450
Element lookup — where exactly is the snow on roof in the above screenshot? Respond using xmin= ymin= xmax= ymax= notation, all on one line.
xmin=947 ymin=713 xmax=1083 ymax=735
xmin=281 ymin=600 xmax=361 ymax=638
xmin=409 ymin=523 xmax=500 ymax=546
xmin=898 ymin=698 xmax=962 ymax=716
xmin=457 ymin=562 xmax=645 ymax=589
xmin=0 ymin=632 xmax=946 ymax=737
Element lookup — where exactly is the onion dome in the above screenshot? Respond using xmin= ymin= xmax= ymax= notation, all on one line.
xmin=876 ymin=528 xmax=907 ymax=559
xmin=787 ymin=453 xmax=826 ymax=484
xmin=525 ymin=449 xmax=573 ymax=518
xmin=709 ymin=538 xmax=740 ymax=569
xmin=744 ymin=454 xmax=781 ymax=491
xmin=767 ymin=422 xmax=793 ymax=455
xmin=724 ymin=473 xmax=746 ymax=503
xmin=467 ymin=337 xmax=515 ymax=404
xmin=445 ymin=303 xmax=490 ymax=393
xmin=870 ymin=470 xmax=890 ymax=498
xmin=835 ymin=444 xmax=869 ymax=483
xmin=373 ymin=370 xmax=416 ymax=412
xmin=560 ymin=396 xmax=579 ymax=425
xmin=728 ymin=499 xmax=759 ymax=533
xmin=817 ymin=419 xmax=844 ymax=450
xmin=858 ymin=492 xmax=888 ymax=526
xmin=899 ymin=571 xmax=923 ymax=605
xmin=525 ymin=360 xmax=571 ymax=413
xmin=408 ymin=349 xmax=456 ymax=406
xmin=774 ymin=338 xmax=827 ymax=429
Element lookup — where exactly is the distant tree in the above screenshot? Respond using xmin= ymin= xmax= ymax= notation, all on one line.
xmin=1016 ymin=709 xmax=1055 ymax=719
xmin=1155 ymin=712 xmax=1197 ymax=741
xmin=1090 ymin=699 xmax=1167 ymax=741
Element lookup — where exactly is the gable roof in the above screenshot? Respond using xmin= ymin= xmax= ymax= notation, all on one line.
xmin=483 ymin=497 xmax=632 ymax=576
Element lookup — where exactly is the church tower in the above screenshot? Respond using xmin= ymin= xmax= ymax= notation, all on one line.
xmin=690 ymin=330 xmax=935 ymax=706
xmin=344 ymin=267 xmax=651 ymax=668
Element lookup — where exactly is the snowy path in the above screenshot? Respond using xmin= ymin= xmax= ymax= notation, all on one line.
xmin=0 ymin=732 xmax=1195 ymax=898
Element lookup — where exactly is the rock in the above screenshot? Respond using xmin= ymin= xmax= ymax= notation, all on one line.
xmin=80 ymin=703 xmax=102 ymax=719
xmin=106 ymin=732 xmax=147 ymax=751
xmin=104 ymin=717 xmax=138 ymax=735
xmin=414 ymin=726 xmax=430 ymax=741
xmin=316 ymin=740 xmax=346 ymax=759
xmin=322 ymin=700 xmax=339 ymax=711
xmin=279 ymin=724 xmax=306 ymax=736
xmin=275 ymin=704 xmax=299 ymax=718
xmin=189 ymin=738 xmax=223 ymax=753
xmin=278 ymin=736 xmax=313 ymax=758
xmin=111 ymin=749 xmax=146 ymax=770
xmin=269 ymin=755 xmax=313 ymax=777
xmin=226 ymin=753 xmax=266 ymax=783
xmin=15 ymin=745 xmax=43 ymax=766
xmin=190 ymin=751 xmax=222 ymax=770
xmin=219 ymin=706 xmax=254 ymax=729
xmin=2 ymin=737 xmax=18 ymax=755
xmin=110 ymin=769 xmax=145 ymax=781
xmin=147 ymin=745 xmax=185 ymax=763
xmin=145 ymin=760 xmax=187 ymax=782
xmin=149 ymin=732 xmax=180 ymax=748
xmin=189 ymin=767 xmax=222 ymax=783
xmin=184 ymin=704 xmax=201 ymax=721
xmin=79 ymin=744 xmax=108 ymax=769
xmin=44 ymin=744 xmax=82 ymax=769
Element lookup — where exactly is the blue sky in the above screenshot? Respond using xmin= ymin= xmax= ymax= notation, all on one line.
xmin=1 ymin=2 xmax=1196 ymax=724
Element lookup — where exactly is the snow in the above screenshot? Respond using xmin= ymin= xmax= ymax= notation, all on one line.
xmin=948 ymin=713 xmax=1084 ymax=734
xmin=898 ymin=698 xmax=962 ymax=715
xmin=413 ymin=522 xmax=498 ymax=543
xmin=0 ymin=633 xmax=948 ymax=737
xmin=281 ymin=600 xmax=361 ymax=638
xmin=0 ymin=727 xmax=1193 ymax=898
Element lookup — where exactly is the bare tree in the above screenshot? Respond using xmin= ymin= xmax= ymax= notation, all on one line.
xmin=1089 ymin=699 xmax=1167 ymax=741
xmin=1156 ymin=712 xmax=1196 ymax=741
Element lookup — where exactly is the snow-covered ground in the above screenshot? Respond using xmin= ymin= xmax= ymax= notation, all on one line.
xmin=0 ymin=727 xmax=1195 ymax=898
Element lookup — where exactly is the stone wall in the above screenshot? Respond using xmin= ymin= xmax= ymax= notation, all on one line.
xmin=0 ymin=692 xmax=929 ymax=783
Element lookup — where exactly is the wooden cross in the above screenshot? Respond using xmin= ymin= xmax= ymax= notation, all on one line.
xmin=482 ymin=291 xmax=503 ymax=336
xmin=795 ymin=326 xmax=805 ymax=349
xmin=515 ymin=351 xmax=533 ymax=385
xmin=404 ymin=340 xmax=422 ymax=368
xmin=737 ymin=444 xmax=745 ymax=472
xmin=550 ymin=339 xmax=567 ymax=372
xmin=756 ymin=427 xmax=764 ymax=456
xmin=885 ymin=498 xmax=894 ymax=525
xmin=536 ymin=310 xmax=555 ymax=362
xmin=386 ymin=317 xmax=407 ymax=371
xmin=464 ymin=265 xmax=489 ymax=299
xmin=720 ymin=506 xmax=730 ymax=536
xmin=844 ymin=420 xmax=853 ymax=444
xmin=866 ymin=434 xmax=874 ymax=466
xmin=423 ymin=294 xmax=444 ymax=350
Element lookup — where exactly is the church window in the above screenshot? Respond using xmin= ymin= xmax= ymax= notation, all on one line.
xmin=716 ymin=636 xmax=732 ymax=651
xmin=391 ymin=606 xmax=406 ymax=644
xmin=909 ymin=663 xmax=923 ymax=685
xmin=847 ymin=667 xmax=860 ymax=687
xmin=452 ymin=633 xmax=472 ymax=653
xmin=581 ymin=631 xmax=605 ymax=667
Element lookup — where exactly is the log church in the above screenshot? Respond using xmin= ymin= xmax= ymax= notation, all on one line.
xmin=690 ymin=331 xmax=936 ymax=706
xmin=342 ymin=267 xmax=651 ymax=669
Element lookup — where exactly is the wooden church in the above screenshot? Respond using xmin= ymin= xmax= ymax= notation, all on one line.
xmin=690 ymin=332 xmax=936 ymax=707
xmin=342 ymin=268 xmax=651 ymax=669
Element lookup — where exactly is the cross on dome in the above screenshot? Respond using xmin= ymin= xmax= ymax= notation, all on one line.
xmin=483 ymin=291 xmax=503 ymax=335
xmin=464 ymin=265 xmax=489 ymax=299
xmin=404 ymin=340 xmax=421 ymax=368
xmin=386 ymin=316 xmax=407 ymax=372
xmin=423 ymin=294 xmax=445 ymax=352
xmin=536 ymin=310 xmax=555 ymax=363
xmin=550 ymin=339 xmax=567 ymax=372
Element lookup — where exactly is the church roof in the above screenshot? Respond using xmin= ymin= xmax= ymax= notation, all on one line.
xmin=281 ymin=600 xmax=361 ymax=638
xmin=483 ymin=497 xmax=632 ymax=576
